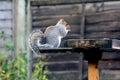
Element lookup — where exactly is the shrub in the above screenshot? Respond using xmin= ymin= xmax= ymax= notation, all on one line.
xmin=0 ymin=46 xmax=48 ymax=80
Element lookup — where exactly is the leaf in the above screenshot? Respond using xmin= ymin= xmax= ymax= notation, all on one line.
xmin=20 ymin=68 xmax=26 ymax=73
xmin=4 ymin=42 xmax=14 ymax=51
xmin=6 ymin=73 xmax=10 ymax=78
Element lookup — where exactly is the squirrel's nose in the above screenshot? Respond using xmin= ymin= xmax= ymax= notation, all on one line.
xmin=67 ymin=27 xmax=71 ymax=31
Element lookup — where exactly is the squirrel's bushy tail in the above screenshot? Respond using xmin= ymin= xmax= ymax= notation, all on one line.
xmin=28 ymin=29 xmax=44 ymax=55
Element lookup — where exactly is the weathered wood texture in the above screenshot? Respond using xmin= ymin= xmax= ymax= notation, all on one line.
xmin=85 ymin=10 xmax=120 ymax=39
xmin=99 ymin=60 xmax=120 ymax=69
xmin=104 ymin=2 xmax=120 ymax=11
xmin=100 ymin=70 xmax=120 ymax=80
xmin=0 ymin=0 xmax=13 ymax=51
xmin=32 ymin=49 xmax=120 ymax=80
xmin=33 ymin=53 xmax=87 ymax=80
xmin=31 ymin=0 xmax=120 ymax=6
xmin=0 ymin=1 xmax=12 ymax=10
xmin=99 ymin=60 xmax=120 ymax=80
xmin=31 ymin=1 xmax=120 ymax=80
xmin=31 ymin=7 xmax=120 ymax=40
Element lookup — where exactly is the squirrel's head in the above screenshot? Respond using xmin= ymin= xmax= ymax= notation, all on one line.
xmin=56 ymin=18 xmax=71 ymax=31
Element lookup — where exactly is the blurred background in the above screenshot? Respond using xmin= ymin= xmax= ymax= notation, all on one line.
xmin=0 ymin=0 xmax=120 ymax=80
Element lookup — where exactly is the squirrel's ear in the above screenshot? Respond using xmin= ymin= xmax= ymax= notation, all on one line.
xmin=60 ymin=18 xmax=64 ymax=22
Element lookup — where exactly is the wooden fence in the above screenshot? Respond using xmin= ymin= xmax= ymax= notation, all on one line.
xmin=0 ymin=0 xmax=13 ymax=54
xmin=30 ymin=0 xmax=120 ymax=80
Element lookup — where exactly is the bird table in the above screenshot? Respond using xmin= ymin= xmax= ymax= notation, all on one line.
xmin=66 ymin=39 xmax=120 ymax=80
xmin=39 ymin=39 xmax=120 ymax=80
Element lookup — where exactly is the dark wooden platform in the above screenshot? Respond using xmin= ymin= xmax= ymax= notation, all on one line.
xmin=65 ymin=39 xmax=120 ymax=49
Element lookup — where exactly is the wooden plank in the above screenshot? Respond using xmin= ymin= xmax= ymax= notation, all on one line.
xmin=0 ymin=11 xmax=12 ymax=19
xmin=85 ymin=32 xmax=120 ymax=39
xmin=47 ymin=71 xmax=79 ymax=80
xmin=32 ymin=14 xmax=81 ymax=21
xmin=104 ymin=1 xmax=120 ymax=11
xmin=86 ymin=21 xmax=120 ymax=32
xmin=31 ymin=0 xmax=120 ymax=6
xmin=100 ymin=70 xmax=120 ymax=80
xmin=99 ymin=60 xmax=120 ymax=69
xmin=0 ymin=20 xmax=12 ymax=28
xmin=0 ymin=1 xmax=12 ymax=10
xmin=32 ymin=16 xmax=81 ymax=27
xmin=31 ymin=0 xmax=83 ymax=6
xmin=48 ymin=70 xmax=79 ymax=74
xmin=33 ymin=53 xmax=80 ymax=62
xmin=86 ymin=10 xmax=120 ymax=24
xmin=31 ymin=2 xmax=120 ymax=14
xmin=102 ymin=52 xmax=120 ymax=60
xmin=48 ymin=70 xmax=87 ymax=80
xmin=31 ymin=4 xmax=82 ymax=16
xmin=44 ymin=63 xmax=79 ymax=71
xmin=31 ymin=4 xmax=95 ymax=16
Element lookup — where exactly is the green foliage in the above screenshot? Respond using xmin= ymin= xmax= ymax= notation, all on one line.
xmin=4 ymin=42 xmax=14 ymax=51
xmin=0 ymin=50 xmax=27 ymax=80
xmin=0 ymin=50 xmax=48 ymax=80
xmin=0 ymin=30 xmax=14 ymax=51
xmin=32 ymin=60 xmax=48 ymax=80
xmin=0 ymin=30 xmax=48 ymax=80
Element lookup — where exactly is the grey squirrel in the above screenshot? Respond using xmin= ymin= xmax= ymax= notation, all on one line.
xmin=28 ymin=19 xmax=71 ymax=54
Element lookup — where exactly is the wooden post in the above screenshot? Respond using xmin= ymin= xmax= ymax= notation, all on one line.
xmin=26 ymin=0 xmax=32 ymax=80
xmin=88 ymin=63 xmax=99 ymax=80
xmin=81 ymin=3 xmax=85 ymax=39
xmin=14 ymin=0 xmax=26 ymax=53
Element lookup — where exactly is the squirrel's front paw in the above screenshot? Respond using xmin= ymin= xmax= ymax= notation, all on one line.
xmin=44 ymin=44 xmax=54 ymax=48
xmin=38 ymin=44 xmax=54 ymax=48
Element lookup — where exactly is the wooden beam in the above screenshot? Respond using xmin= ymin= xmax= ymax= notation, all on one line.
xmin=31 ymin=0 xmax=120 ymax=6
xmin=26 ymin=0 xmax=32 ymax=80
